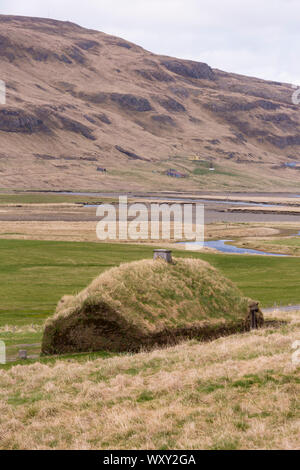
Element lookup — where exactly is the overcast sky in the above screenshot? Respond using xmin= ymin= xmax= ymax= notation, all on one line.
xmin=1 ymin=0 xmax=299 ymax=85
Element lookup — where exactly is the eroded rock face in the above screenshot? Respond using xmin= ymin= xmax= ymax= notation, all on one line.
xmin=58 ymin=116 xmax=95 ymax=140
xmin=0 ymin=34 xmax=16 ymax=61
xmin=26 ymin=46 xmax=50 ymax=61
xmin=53 ymin=53 xmax=72 ymax=64
xmin=65 ymin=46 xmax=85 ymax=64
xmin=0 ymin=109 xmax=46 ymax=133
xmin=161 ymin=59 xmax=215 ymax=81
xmin=257 ymin=99 xmax=280 ymax=110
xmin=135 ymin=68 xmax=174 ymax=82
xmin=258 ymin=113 xmax=294 ymax=125
xmin=110 ymin=93 xmax=152 ymax=112
xmin=96 ymin=113 xmax=111 ymax=124
xmin=155 ymin=96 xmax=186 ymax=113
xmin=75 ymin=40 xmax=100 ymax=50
xmin=151 ymin=114 xmax=176 ymax=126
xmin=267 ymin=135 xmax=300 ymax=148
xmin=115 ymin=145 xmax=148 ymax=160
xmin=205 ymin=99 xmax=281 ymax=113
xmin=169 ymin=86 xmax=190 ymax=98
xmin=84 ymin=113 xmax=111 ymax=125
xmin=116 ymin=41 xmax=132 ymax=49
xmin=224 ymin=115 xmax=267 ymax=138
xmin=0 ymin=34 xmax=88 ymax=65
xmin=256 ymin=113 xmax=297 ymax=133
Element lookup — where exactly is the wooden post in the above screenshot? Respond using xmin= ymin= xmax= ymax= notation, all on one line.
xmin=18 ymin=349 xmax=27 ymax=360
xmin=249 ymin=301 xmax=259 ymax=329
xmin=251 ymin=310 xmax=257 ymax=329
xmin=153 ymin=249 xmax=172 ymax=263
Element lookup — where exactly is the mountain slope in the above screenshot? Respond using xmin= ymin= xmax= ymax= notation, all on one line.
xmin=0 ymin=14 xmax=300 ymax=191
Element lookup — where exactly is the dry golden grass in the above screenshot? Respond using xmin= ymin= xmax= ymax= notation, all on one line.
xmin=0 ymin=310 xmax=299 ymax=450
xmin=0 ymin=218 xmax=293 ymax=244
xmin=0 ymin=220 xmax=100 ymax=242
xmin=0 ymin=324 xmax=42 ymax=334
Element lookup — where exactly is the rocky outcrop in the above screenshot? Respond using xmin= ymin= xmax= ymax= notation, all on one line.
xmin=96 ymin=113 xmax=111 ymax=124
xmin=58 ymin=116 xmax=95 ymax=140
xmin=224 ymin=116 xmax=267 ymax=138
xmin=0 ymin=34 xmax=88 ymax=65
xmin=84 ymin=113 xmax=111 ymax=125
xmin=259 ymin=113 xmax=293 ymax=123
xmin=115 ymin=145 xmax=148 ymax=161
xmin=0 ymin=34 xmax=16 ymax=61
xmin=161 ymin=59 xmax=215 ymax=81
xmin=35 ymin=154 xmax=98 ymax=162
xmin=116 ymin=41 xmax=132 ymax=49
xmin=267 ymin=135 xmax=300 ymax=148
xmin=75 ymin=40 xmax=100 ymax=50
xmin=0 ymin=109 xmax=46 ymax=133
xmin=135 ymin=68 xmax=174 ymax=82
xmin=205 ymin=99 xmax=281 ymax=113
xmin=110 ymin=93 xmax=152 ymax=112
xmin=169 ymin=86 xmax=190 ymax=98
xmin=65 ymin=46 xmax=85 ymax=64
xmin=151 ymin=114 xmax=176 ymax=126
xmin=154 ymin=96 xmax=186 ymax=113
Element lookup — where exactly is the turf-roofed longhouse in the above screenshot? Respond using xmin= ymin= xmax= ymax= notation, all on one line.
xmin=42 ymin=258 xmax=254 ymax=355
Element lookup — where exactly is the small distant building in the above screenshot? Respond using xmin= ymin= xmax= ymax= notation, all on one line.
xmin=165 ymin=168 xmax=188 ymax=178
xmin=97 ymin=167 xmax=107 ymax=173
xmin=189 ymin=155 xmax=201 ymax=161
xmin=283 ymin=161 xmax=300 ymax=169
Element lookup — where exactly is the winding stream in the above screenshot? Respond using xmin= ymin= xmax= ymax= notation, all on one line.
xmin=180 ymin=239 xmax=288 ymax=256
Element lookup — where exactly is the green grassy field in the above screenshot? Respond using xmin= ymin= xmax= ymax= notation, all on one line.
xmin=0 ymin=194 xmax=117 ymax=205
xmin=0 ymin=240 xmax=153 ymax=326
xmin=1 ymin=239 xmax=300 ymax=328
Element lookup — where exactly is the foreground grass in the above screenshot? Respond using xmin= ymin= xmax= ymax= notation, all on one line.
xmin=0 ymin=311 xmax=299 ymax=450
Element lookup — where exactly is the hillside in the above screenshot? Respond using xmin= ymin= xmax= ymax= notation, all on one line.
xmin=1 ymin=15 xmax=300 ymax=191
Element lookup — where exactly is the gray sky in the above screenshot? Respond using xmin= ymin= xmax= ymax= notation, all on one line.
xmin=1 ymin=0 xmax=299 ymax=85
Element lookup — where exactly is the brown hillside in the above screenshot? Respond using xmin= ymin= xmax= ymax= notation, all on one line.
xmin=0 ymin=15 xmax=300 ymax=191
